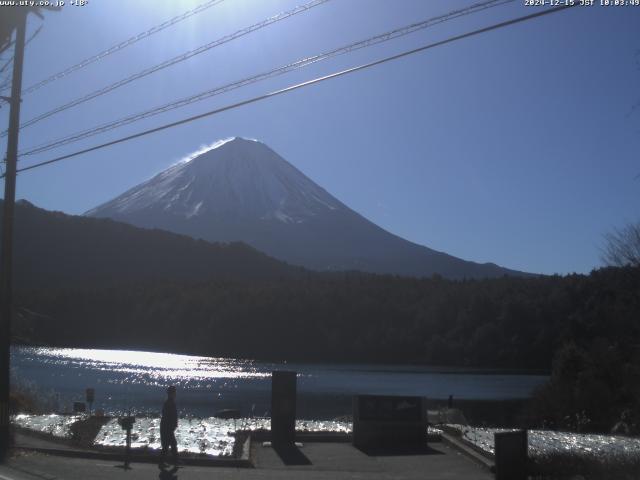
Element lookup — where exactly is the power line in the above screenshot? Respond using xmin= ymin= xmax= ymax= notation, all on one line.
xmin=0 ymin=24 xmax=41 ymax=81
xmin=24 ymin=25 xmax=43 ymax=46
xmin=1 ymin=0 xmax=330 ymax=137
xmin=9 ymin=4 xmax=577 ymax=178
xmin=0 ymin=49 xmax=15 ymax=76
xmin=0 ymin=23 xmax=41 ymax=92
xmin=20 ymin=0 xmax=513 ymax=157
xmin=0 ymin=0 xmax=226 ymax=98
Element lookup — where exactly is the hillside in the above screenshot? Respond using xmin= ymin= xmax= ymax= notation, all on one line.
xmin=0 ymin=199 xmax=301 ymax=290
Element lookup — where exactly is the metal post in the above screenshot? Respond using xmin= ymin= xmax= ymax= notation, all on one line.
xmin=124 ymin=426 xmax=132 ymax=469
xmin=0 ymin=9 xmax=27 ymax=463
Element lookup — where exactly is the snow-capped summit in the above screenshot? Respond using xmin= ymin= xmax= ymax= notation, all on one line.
xmin=86 ymin=138 xmax=528 ymax=279
xmin=86 ymin=137 xmax=340 ymax=224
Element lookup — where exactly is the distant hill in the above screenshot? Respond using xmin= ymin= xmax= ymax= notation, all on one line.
xmin=1 ymin=199 xmax=301 ymax=290
xmin=86 ymin=137 xmax=531 ymax=279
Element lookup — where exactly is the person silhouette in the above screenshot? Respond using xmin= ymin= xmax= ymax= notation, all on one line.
xmin=160 ymin=385 xmax=178 ymax=465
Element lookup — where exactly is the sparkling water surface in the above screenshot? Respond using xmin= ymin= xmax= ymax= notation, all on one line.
xmin=12 ymin=414 xmax=351 ymax=457
xmin=449 ymin=424 xmax=640 ymax=475
xmin=12 ymin=346 xmax=548 ymax=418
xmin=11 ymin=349 xmax=633 ymax=468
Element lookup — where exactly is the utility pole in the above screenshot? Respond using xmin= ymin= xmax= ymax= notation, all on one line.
xmin=0 ymin=8 xmax=27 ymax=462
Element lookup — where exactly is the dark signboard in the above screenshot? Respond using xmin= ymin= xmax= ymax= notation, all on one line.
xmin=358 ymin=395 xmax=421 ymax=422
xmin=353 ymin=395 xmax=426 ymax=449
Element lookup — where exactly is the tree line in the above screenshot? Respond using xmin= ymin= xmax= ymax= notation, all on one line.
xmin=14 ymin=266 xmax=640 ymax=373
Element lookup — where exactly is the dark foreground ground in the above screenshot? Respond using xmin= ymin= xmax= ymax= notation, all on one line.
xmin=1 ymin=439 xmax=491 ymax=480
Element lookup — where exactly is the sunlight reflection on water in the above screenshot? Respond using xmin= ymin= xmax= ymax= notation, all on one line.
xmin=12 ymin=414 xmax=352 ymax=457
xmin=448 ymin=424 xmax=640 ymax=475
xmin=94 ymin=417 xmax=352 ymax=456
xmin=12 ymin=414 xmax=80 ymax=438
xmin=12 ymin=346 xmax=549 ymax=419
xmin=32 ymin=347 xmax=270 ymax=383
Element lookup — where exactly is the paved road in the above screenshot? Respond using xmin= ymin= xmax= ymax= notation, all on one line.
xmin=0 ymin=441 xmax=492 ymax=480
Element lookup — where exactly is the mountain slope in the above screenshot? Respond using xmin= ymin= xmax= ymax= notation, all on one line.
xmin=1 ymin=199 xmax=300 ymax=290
xmin=86 ymin=137 xmax=529 ymax=279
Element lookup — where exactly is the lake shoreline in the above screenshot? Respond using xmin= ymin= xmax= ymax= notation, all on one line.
xmin=11 ymin=346 xmax=548 ymax=422
xmin=11 ymin=341 xmax=550 ymax=376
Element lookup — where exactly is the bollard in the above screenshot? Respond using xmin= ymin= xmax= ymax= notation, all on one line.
xmin=271 ymin=371 xmax=297 ymax=445
xmin=118 ymin=416 xmax=136 ymax=470
xmin=85 ymin=388 xmax=95 ymax=416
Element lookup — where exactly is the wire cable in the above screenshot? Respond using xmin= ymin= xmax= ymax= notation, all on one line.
xmin=0 ymin=25 xmax=42 ymax=93
xmin=20 ymin=0 xmax=513 ymax=157
xmin=9 ymin=4 xmax=576 ymax=178
xmin=1 ymin=0 xmax=330 ymax=137
xmin=0 ymin=0 xmax=226 ymax=97
xmin=0 ymin=49 xmax=15 ymax=76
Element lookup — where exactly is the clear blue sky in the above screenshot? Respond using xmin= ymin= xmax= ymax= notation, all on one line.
xmin=0 ymin=0 xmax=638 ymax=275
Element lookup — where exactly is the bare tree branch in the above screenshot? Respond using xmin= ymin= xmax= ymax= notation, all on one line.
xmin=602 ymin=222 xmax=640 ymax=267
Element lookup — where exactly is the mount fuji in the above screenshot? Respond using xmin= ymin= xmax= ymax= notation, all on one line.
xmin=86 ymin=137 xmax=527 ymax=279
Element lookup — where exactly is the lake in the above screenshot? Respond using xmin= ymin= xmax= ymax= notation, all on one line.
xmin=11 ymin=346 xmax=548 ymax=419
